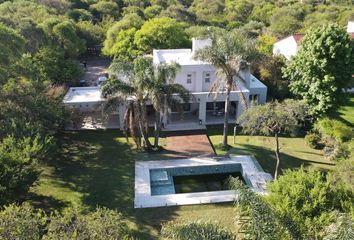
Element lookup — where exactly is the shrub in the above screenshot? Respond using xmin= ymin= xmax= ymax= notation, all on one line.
xmin=266 ymin=167 xmax=353 ymax=238
xmin=46 ymin=207 xmax=129 ymax=240
xmin=161 ymin=221 xmax=236 ymax=240
xmin=0 ymin=204 xmax=45 ymax=239
xmin=305 ymin=132 xmax=323 ymax=149
xmin=315 ymin=118 xmax=354 ymax=143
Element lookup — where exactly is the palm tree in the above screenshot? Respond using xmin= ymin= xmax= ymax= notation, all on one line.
xmin=101 ymin=57 xmax=153 ymax=150
xmin=147 ymin=62 xmax=190 ymax=147
xmin=193 ymin=31 xmax=258 ymax=147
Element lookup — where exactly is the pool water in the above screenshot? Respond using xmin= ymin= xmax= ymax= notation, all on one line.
xmin=174 ymin=172 xmax=245 ymax=194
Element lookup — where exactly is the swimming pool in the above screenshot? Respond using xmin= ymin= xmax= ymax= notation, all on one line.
xmin=150 ymin=164 xmax=246 ymax=196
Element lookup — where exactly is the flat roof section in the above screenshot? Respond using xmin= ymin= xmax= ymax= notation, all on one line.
xmin=63 ymin=87 xmax=105 ymax=104
xmin=153 ymin=49 xmax=208 ymax=65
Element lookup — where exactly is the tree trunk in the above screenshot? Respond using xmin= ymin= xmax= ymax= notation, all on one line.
xmin=154 ymin=110 xmax=161 ymax=148
xmin=222 ymin=78 xmax=232 ymax=147
xmin=274 ymin=133 xmax=280 ymax=180
xmin=137 ymin=104 xmax=152 ymax=150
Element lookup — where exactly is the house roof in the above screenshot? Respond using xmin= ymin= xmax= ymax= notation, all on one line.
xmin=63 ymin=87 xmax=105 ymax=104
xmin=153 ymin=49 xmax=210 ymax=66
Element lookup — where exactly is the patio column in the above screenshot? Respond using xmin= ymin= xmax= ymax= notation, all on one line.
xmin=198 ymin=98 xmax=206 ymax=125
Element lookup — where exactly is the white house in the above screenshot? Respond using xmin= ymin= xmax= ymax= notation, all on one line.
xmin=150 ymin=38 xmax=267 ymax=130
xmin=64 ymin=38 xmax=267 ymax=130
xmin=272 ymin=34 xmax=304 ymax=60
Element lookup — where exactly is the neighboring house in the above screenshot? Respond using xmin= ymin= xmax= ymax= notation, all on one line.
xmin=64 ymin=38 xmax=267 ymax=130
xmin=272 ymin=34 xmax=304 ymax=60
xmin=274 ymin=22 xmax=354 ymax=60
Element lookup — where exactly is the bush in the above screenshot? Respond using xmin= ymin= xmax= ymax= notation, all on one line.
xmin=0 ymin=205 xmax=130 ymax=240
xmin=0 ymin=204 xmax=45 ymax=239
xmin=266 ymin=167 xmax=353 ymax=238
xmin=161 ymin=221 xmax=236 ymax=240
xmin=305 ymin=132 xmax=323 ymax=149
xmin=315 ymin=118 xmax=354 ymax=143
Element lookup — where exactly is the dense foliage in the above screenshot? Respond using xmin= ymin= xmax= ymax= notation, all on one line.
xmin=266 ymin=167 xmax=354 ymax=238
xmin=0 ymin=204 xmax=130 ymax=240
xmin=283 ymin=23 xmax=354 ymax=117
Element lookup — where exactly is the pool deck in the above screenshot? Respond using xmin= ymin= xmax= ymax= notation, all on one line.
xmin=134 ymin=156 xmax=273 ymax=208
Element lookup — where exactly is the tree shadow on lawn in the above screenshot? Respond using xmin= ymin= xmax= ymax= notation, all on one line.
xmin=225 ymin=144 xmax=335 ymax=176
xmin=42 ymin=130 xmax=179 ymax=239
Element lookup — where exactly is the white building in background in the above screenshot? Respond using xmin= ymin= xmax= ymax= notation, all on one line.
xmin=64 ymin=38 xmax=267 ymax=130
xmin=347 ymin=21 xmax=354 ymax=33
xmin=272 ymin=34 xmax=304 ymax=60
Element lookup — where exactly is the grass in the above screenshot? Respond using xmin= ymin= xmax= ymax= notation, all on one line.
xmin=207 ymin=125 xmax=335 ymax=176
xmin=28 ymin=130 xmax=235 ymax=239
xmin=337 ymin=95 xmax=354 ymax=126
xmin=27 ymin=98 xmax=354 ymax=238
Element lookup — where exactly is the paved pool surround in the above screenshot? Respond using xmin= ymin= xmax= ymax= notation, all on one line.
xmin=134 ymin=156 xmax=273 ymax=208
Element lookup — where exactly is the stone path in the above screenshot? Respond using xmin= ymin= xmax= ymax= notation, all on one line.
xmin=164 ymin=130 xmax=215 ymax=158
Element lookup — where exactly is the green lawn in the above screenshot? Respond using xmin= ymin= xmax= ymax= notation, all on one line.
xmin=337 ymin=95 xmax=354 ymax=126
xmin=206 ymin=126 xmax=335 ymax=176
xmin=28 ymin=130 xmax=235 ymax=239
xmin=27 ymin=98 xmax=353 ymax=238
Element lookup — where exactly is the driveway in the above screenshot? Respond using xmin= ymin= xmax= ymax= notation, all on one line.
xmin=81 ymin=57 xmax=110 ymax=86
xmin=164 ymin=130 xmax=216 ymax=158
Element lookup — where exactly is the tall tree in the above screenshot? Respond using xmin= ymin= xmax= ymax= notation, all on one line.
xmin=283 ymin=23 xmax=354 ymax=117
xmin=0 ymin=23 xmax=25 ymax=83
xmin=134 ymin=17 xmax=189 ymax=53
xmin=194 ymin=31 xmax=258 ymax=147
xmin=238 ymin=99 xmax=307 ymax=179
xmin=101 ymin=57 xmax=153 ymax=150
xmin=147 ymin=62 xmax=190 ymax=147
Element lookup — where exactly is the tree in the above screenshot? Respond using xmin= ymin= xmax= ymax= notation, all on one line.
xmin=102 ymin=13 xmax=144 ymax=56
xmin=109 ymin=28 xmax=141 ymax=60
xmin=0 ymin=23 xmax=25 ymax=83
xmin=134 ymin=17 xmax=189 ymax=53
xmin=101 ymin=57 xmax=153 ymax=150
xmin=147 ymin=62 xmax=190 ymax=147
xmin=0 ymin=136 xmax=45 ymax=205
xmin=283 ymin=23 xmax=354 ymax=117
xmin=238 ymin=100 xmax=307 ymax=179
xmin=189 ymin=0 xmax=225 ymax=24
xmin=161 ymin=221 xmax=236 ymax=240
xmin=89 ymin=0 xmax=120 ymax=20
xmin=194 ymin=31 xmax=258 ymax=147
xmin=230 ymin=178 xmax=296 ymax=239
xmin=266 ymin=167 xmax=353 ymax=238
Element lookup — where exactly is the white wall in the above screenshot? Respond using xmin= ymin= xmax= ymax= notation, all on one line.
xmin=273 ymin=36 xmax=298 ymax=60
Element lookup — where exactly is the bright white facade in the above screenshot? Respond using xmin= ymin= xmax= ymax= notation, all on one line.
xmin=64 ymin=39 xmax=267 ymax=130
xmin=149 ymin=38 xmax=267 ymax=130
xmin=273 ymin=34 xmax=304 ymax=60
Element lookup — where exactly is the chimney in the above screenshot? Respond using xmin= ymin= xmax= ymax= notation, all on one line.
xmin=192 ymin=38 xmax=212 ymax=55
xmin=238 ymin=60 xmax=251 ymax=88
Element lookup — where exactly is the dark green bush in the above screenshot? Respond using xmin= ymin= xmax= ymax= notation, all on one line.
xmin=305 ymin=132 xmax=323 ymax=149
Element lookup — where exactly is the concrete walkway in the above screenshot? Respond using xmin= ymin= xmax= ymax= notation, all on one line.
xmin=81 ymin=57 xmax=110 ymax=85
xmin=164 ymin=130 xmax=215 ymax=158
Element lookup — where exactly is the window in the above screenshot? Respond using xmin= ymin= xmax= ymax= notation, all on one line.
xmin=186 ymin=73 xmax=192 ymax=84
xmin=204 ymin=72 xmax=211 ymax=83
